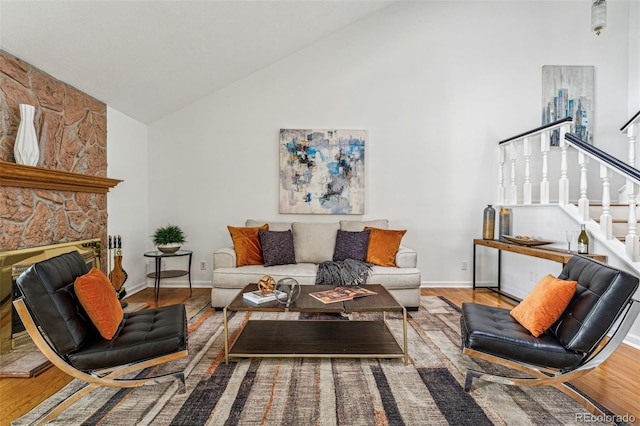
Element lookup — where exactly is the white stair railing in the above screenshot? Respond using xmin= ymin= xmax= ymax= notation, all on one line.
xmin=498 ymin=115 xmax=640 ymax=262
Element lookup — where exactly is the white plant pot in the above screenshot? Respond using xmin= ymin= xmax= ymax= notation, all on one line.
xmin=157 ymin=244 xmax=181 ymax=253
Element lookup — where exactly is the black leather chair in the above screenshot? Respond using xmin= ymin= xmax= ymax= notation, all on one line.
xmin=13 ymin=251 xmax=188 ymax=425
xmin=461 ymin=255 xmax=639 ymax=416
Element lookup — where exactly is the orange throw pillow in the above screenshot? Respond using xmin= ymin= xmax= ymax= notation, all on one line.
xmin=364 ymin=227 xmax=407 ymax=267
xmin=510 ymin=274 xmax=577 ymax=337
xmin=228 ymin=224 xmax=269 ymax=266
xmin=74 ymin=267 xmax=124 ymax=340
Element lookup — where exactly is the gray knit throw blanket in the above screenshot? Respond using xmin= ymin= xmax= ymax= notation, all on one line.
xmin=315 ymin=259 xmax=372 ymax=286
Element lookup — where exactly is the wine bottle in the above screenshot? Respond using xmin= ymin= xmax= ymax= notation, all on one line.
xmin=577 ymin=224 xmax=589 ymax=254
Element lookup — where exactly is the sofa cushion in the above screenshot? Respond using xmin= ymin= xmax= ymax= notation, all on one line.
xmin=367 ymin=266 xmax=421 ymax=289
xmin=68 ymin=303 xmax=187 ymax=371
xmin=292 ymin=222 xmax=340 ymax=264
xmin=510 ymin=274 xmax=577 ymax=337
xmin=228 ymin=224 xmax=268 ymax=266
xmin=259 ymin=229 xmax=296 ymax=266
xmin=340 ymin=219 xmax=388 ymax=232
xmin=460 ymin=303 xmax=584 ymax=369
xmin=74 ymin=267 xmax=124 ymax=340
xmin=365 ymin=227 xmax=407 ymax=267
xmin=245 ymin=219 xmax=292 ymax=231
xmin=213 ymin=263 xmax=319 ymax=288
xmin=333 ymin=229 xmax=370 ymax=262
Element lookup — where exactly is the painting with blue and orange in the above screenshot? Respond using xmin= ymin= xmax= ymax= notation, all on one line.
xmin=279 ymin=129 xmax=366 ymax=214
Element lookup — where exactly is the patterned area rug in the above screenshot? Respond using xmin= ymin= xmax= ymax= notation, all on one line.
xmin=14 ymin=296 xmax=614 ymax=425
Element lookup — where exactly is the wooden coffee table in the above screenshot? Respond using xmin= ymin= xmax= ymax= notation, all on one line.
xmin=223 ymin=284 xmax=408 ymax=365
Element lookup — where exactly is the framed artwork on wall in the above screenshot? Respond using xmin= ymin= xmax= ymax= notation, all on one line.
xmin=542 ymin=65 xmax=594 ymax=146
xmin=279 ymin=129 xmax=366 ymax=214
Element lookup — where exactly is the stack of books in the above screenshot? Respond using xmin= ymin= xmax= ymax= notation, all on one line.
xmin=242 ymin=289 xmax=285 ymax=304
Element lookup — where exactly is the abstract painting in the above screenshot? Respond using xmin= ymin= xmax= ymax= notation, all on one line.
xmin=279 ymin=129 xmax=366 ymax=214
xmin=542 ymin=65 xmax=594 ymax=146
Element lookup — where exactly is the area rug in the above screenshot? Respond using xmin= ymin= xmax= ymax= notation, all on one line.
xmin=14 ymin=296 xmax=616 ymax=425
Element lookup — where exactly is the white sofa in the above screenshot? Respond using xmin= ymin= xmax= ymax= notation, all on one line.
xmin=211 ymin=219 xmax=421 ymax=309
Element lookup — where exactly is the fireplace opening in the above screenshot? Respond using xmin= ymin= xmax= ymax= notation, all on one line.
xmin=0 ymin=239 xmax=101 ymax=354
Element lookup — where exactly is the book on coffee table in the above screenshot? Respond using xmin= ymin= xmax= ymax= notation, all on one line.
xmin=309 ymin=286 xmax=377 ymax=304
xmin=243 ymin=289 xmax=285 ymax=304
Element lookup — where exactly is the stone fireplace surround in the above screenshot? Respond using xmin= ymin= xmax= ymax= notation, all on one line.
xmin=0 ymin=51 xmax=122 ymax=353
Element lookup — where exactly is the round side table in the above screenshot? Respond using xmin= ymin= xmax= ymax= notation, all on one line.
xmin=143 ymin=250 xmax=192 ymax=301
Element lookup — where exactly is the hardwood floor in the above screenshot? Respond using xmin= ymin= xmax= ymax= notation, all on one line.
xmin=1 ymin=287 xmax=638 ymax=425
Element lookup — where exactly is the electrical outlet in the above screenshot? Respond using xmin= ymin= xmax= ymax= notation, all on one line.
xmin=200 ymin=260 xmax=206 ymax=270
xmin=461 ymin=261 xmax=468 ymax=270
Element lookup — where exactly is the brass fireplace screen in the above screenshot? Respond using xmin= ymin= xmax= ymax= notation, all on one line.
xmin=0 ymin=239 xmax=101 ymax=354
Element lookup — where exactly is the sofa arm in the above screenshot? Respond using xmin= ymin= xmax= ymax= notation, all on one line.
xmin=395 ymin=246 xmax=417 ymax=268
xmin=214 ymin=246 xmax=237 ymax=269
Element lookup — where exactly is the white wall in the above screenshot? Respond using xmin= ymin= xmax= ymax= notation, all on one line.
xmin=146 ymin=1 xmax=632 ymax=287
xmin=629 ymin=0 xmax=640 ymax=114
xmin=107 ymin=107 xmax=149 ymax=294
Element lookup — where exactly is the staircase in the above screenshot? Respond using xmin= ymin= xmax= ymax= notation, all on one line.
xmin=498 ymin=112 xmax=640 ymax=264
xmin=496 ymin=112 xmax=640 ymax=348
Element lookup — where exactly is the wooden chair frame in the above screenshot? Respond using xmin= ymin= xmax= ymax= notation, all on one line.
xmin=463 ymin=299 xmax=640 ymax=416
xmin=13 ymin=298 xmax=188 ymax=425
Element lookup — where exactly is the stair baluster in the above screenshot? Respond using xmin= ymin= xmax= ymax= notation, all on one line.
xmin=540 ymin=131 xmax=550 ymax=204
xmin=509 ymin=143 xmax=518 ymax=204
xmin=523 ymin=137 xmax=532 ymax=205
xmin=625 ymin=180 xmax=639 ymax=262
xmin=559 ymin=137 xmax=569 ymax=205
xmin=600 ymin=165 xmax=613 ymax=240
xmin=497 ymin=145 xmax=506 ymax=206
xmin=578 ymin=152 xmax=590 ymax=221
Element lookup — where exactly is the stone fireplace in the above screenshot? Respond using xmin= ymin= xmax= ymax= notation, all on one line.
xmin=0 ymin=51 xmax=122 ymax=354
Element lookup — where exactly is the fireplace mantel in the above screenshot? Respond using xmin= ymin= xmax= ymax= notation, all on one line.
xmin=0 ymin=161 xmax=122 ymax=193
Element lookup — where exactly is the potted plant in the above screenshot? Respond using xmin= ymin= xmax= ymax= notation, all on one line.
xmin=152 ymin=224 xmax=187 ymax=253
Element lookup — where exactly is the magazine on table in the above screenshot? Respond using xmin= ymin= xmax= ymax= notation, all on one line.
xmin=309 ymin=286 xmax=377 ymax=304
xmin=243 ymin=289 xmax=285 ymax=304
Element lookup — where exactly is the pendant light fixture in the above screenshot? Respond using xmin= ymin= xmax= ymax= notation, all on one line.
xmin=591 ymin=0 xmax=606 ymax=35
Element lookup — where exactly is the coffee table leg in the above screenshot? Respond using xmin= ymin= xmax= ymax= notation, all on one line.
xmin=403 ymin=307 xmax=408 ymax=365
xmin=223 ymin=306 xmax=229 ymax=364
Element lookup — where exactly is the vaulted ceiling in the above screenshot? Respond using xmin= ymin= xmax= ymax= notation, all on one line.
xmin=0 ymin=1 xmax=395 ymax=124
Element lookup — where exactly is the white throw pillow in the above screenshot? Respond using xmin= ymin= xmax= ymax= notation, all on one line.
xmin=292 ymin=222 xmax=340 ymax=263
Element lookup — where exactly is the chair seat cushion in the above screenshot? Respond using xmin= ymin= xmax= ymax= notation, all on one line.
xmin=68 ymin=304 xmax=187 ymax=371
xmin=460 ymin=302 xmax=584 ymax=369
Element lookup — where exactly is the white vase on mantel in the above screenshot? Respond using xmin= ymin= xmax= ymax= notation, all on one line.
xmin=14 ymin=104 xmax=39 ymax=166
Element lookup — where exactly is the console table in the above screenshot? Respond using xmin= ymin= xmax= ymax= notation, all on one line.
xmin=144 ymin=250 xmax=192 ymax=301
xmin=473 ymin=239 xmax=607 ymax=300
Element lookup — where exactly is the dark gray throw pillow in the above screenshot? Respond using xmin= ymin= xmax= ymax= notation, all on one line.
xmin=259 ymin=229 xmax=296 ymax=266
xmin=333 ymin=229 xmax=371 ymax=262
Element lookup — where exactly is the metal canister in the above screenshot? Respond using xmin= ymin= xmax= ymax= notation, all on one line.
xmin=482 ymin=205 xmax=495 ymax=240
